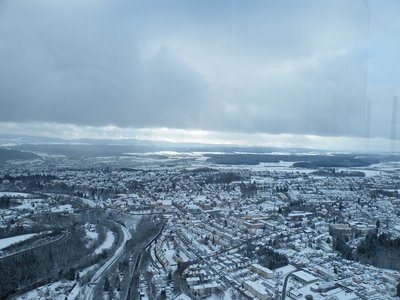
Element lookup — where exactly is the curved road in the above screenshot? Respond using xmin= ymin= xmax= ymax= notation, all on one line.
xmin=84 ymin=222 xmax=131 ymax=300
xmin=281 ymin=270 xmax=297 ymax=300
xmin=0 ymin=231 xmax=71 ymax=263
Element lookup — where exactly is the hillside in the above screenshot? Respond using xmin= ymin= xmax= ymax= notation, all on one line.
xmin=0 ymin=148 xmax=40 ymax=163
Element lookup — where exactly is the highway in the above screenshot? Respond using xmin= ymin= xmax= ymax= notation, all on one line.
xmin=84 ymin=222 xmax=131 ymax=300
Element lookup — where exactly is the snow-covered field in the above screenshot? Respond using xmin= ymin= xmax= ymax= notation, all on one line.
xmin=84 ymin=223 xmax=99 ymax=248
xmin=344 ymin=161 xmax=400 ymax=177
xmin=214 ymin=161 xmax=315 ymax=173
xmin=162 ymin=241 xmax=177 ymax=269
xmin=85 ymin=229 xmax=98 ymax=241
xmin=79 ymin=197 xmax=97 ymax=208
xmin=16 ymin=280 xmax=75 ymax=300
xmin=51 ymin=204 xmax=73 ymax=213
xmin=205 ymin=289 xmax=236 ymax=300
xmin=94 ymin=230 xmax=115 ymax=255
xmin=0 ymin=233 xmax=37 ymax=250
xmin=13 ymin=198 xmax=43 ymax=210
xmin=0 ymin=192 xmax=32 ymax=198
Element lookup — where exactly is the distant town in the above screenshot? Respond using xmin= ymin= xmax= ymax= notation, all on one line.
xmin=1 ymin=142 xmax=400 ymax=300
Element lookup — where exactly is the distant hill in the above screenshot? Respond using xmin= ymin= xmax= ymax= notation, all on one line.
xmin=0 ymin=148 xmax=40 ymax=163
xmin=0 ymin=134 xmax=314 ymax=153
xmin=205 ymin=153 xmax=383 ymax=167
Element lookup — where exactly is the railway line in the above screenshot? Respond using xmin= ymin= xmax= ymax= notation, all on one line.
xmin=84 ymin=222 xmax=131 ymax=300
xmin=0 ymin=231 xmax=71 ymax=263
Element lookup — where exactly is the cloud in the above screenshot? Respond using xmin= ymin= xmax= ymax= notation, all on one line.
xmin=0 ymin=0 xmax=399 ymax=140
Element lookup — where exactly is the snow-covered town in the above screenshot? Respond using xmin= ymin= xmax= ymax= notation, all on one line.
xmin=2 ymin=0 xmax=400 ymax=298
xmin=1 ymin=148 xmax=400 ymax=300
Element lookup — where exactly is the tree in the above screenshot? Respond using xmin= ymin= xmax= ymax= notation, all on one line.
xmin=115 ymin=276 xmax=121 ymax=291
xmin=305 ymin=295 xmax=313 ymax=300
xmin=214 ymin=287 xmax=224 ymax=299
xmin=376 ymin=219 xmax=380 ymax=229
xmin=160 ymin=289 xmax=167 ymax=300
xmin=168 ymin=271 xmax=172 ymax=281
xmin=104 ymin=277 xmax=110 ymax=292
xmin=66 ymin=268 xmax=75 ymax=280
xmin=397 ymin=281 xmax=400 ymax=297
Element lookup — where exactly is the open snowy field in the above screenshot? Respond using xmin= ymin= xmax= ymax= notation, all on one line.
xmin=0 ymin=233 xmax=37 ymax=250
xmin=94 ymin=230 xmax=115 ymax=255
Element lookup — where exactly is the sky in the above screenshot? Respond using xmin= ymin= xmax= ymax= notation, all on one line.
xmin=0 ymin=0 xmax=399 ymax=151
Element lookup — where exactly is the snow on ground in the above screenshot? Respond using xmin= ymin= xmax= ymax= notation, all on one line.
xmin=175 ymin=293 xmax=193 ymax=300
xmin=80 ymin=197 xmax=97 ymax=208
xmin=84 ymin=224 xmax=131 ymax=299
xmin=0 ymin=233 xmax=37 ymax=250
xmin=164 ymin=249 xmax=177 ymax=266
xmin=85 ymin=229 xmax=98 ymax=240
xmin=121 ymin=213 xmax=141 ymax=229
xmin=14 ymin=198 xmax=42 ymax=210
xmin=94 ymin=230 xmax=115 ymax=254
xmin=161 ymin=241 xmax=177 ymax=271
xmin=174 ymin=294 xmax=192 ymax=300
xmin=0 ymin=192 xmax=31 ymax=198
xmin=216 ymin=161 xmax=315 ymax=173
xmin=275 ymin=264 xmax=297 ymax=277
xmin=51 ymin=204 xmax=73 ymax=213
xmin=67 ymin=283 xmax=81 ymax=300
xmin=84 ymin=223 xmax=98 ymax=248
xmin=79 ymin=264 xmax=98 ymax=277
xmin=16 ymin=280 xmax=75 ymax=300
xmin=206 ymin=288 xmax=235 ymax=300
xmin=178 ymin=250 xmax=190 ymax=262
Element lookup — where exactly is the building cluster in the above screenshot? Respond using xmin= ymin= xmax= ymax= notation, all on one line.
xmin=1 ymin=155 xmax=400 ymax=299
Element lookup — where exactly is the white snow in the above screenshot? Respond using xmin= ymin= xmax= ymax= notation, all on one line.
xmin=79 ymin=197 xmax=97 ymax=208
xmin=85 ymin=224 xmax=131 ymax=299
xmin=12 ymin=198 xmax=43 ymax=210
xmin=84 ymin=224 xmax=99 ymax=248
xmin=206 ymin=289 xmax=235 ymax=300
xmin=67 ymin=283 xmax=81 ymax=300
xmin=165 ymin=249 xmax=177 ymax=266
xmin=0 ymin=192 xmax=31 ymax=198
xmin=86 ymin=229 xmax=98 ymax=240
xmin=51 ymin=204 xmax=73 ymax=213
xmin=178 ymin=250 xmax=190 ymax=262
xmin=0 ymin=233 xmax=37 ymax=250
xmin=79 ymin=264 xmax=97 ymax=277
xmin=175 ymin=293 xmax=193 ymax=300
xmin=94 ymin=231 xmax=115 ymax=254
xmin=16 ymin=280 xmax=75 ymax=300
xmin=275 ymin=264 xmax=297 ymax=277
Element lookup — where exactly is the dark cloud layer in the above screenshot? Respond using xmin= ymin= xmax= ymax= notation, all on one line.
xmin=0 ymin=0 xmax=399 ymax=139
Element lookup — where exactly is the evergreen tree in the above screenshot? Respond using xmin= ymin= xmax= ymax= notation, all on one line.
xmin=104 ymin=277 xmax=110 ymax=292
xmin=397 ymin=282 xmax=400 ymax=297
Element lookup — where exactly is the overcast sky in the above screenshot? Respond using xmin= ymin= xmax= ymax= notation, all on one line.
xmin=0 ymin=0 xmax=399 ymax=150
